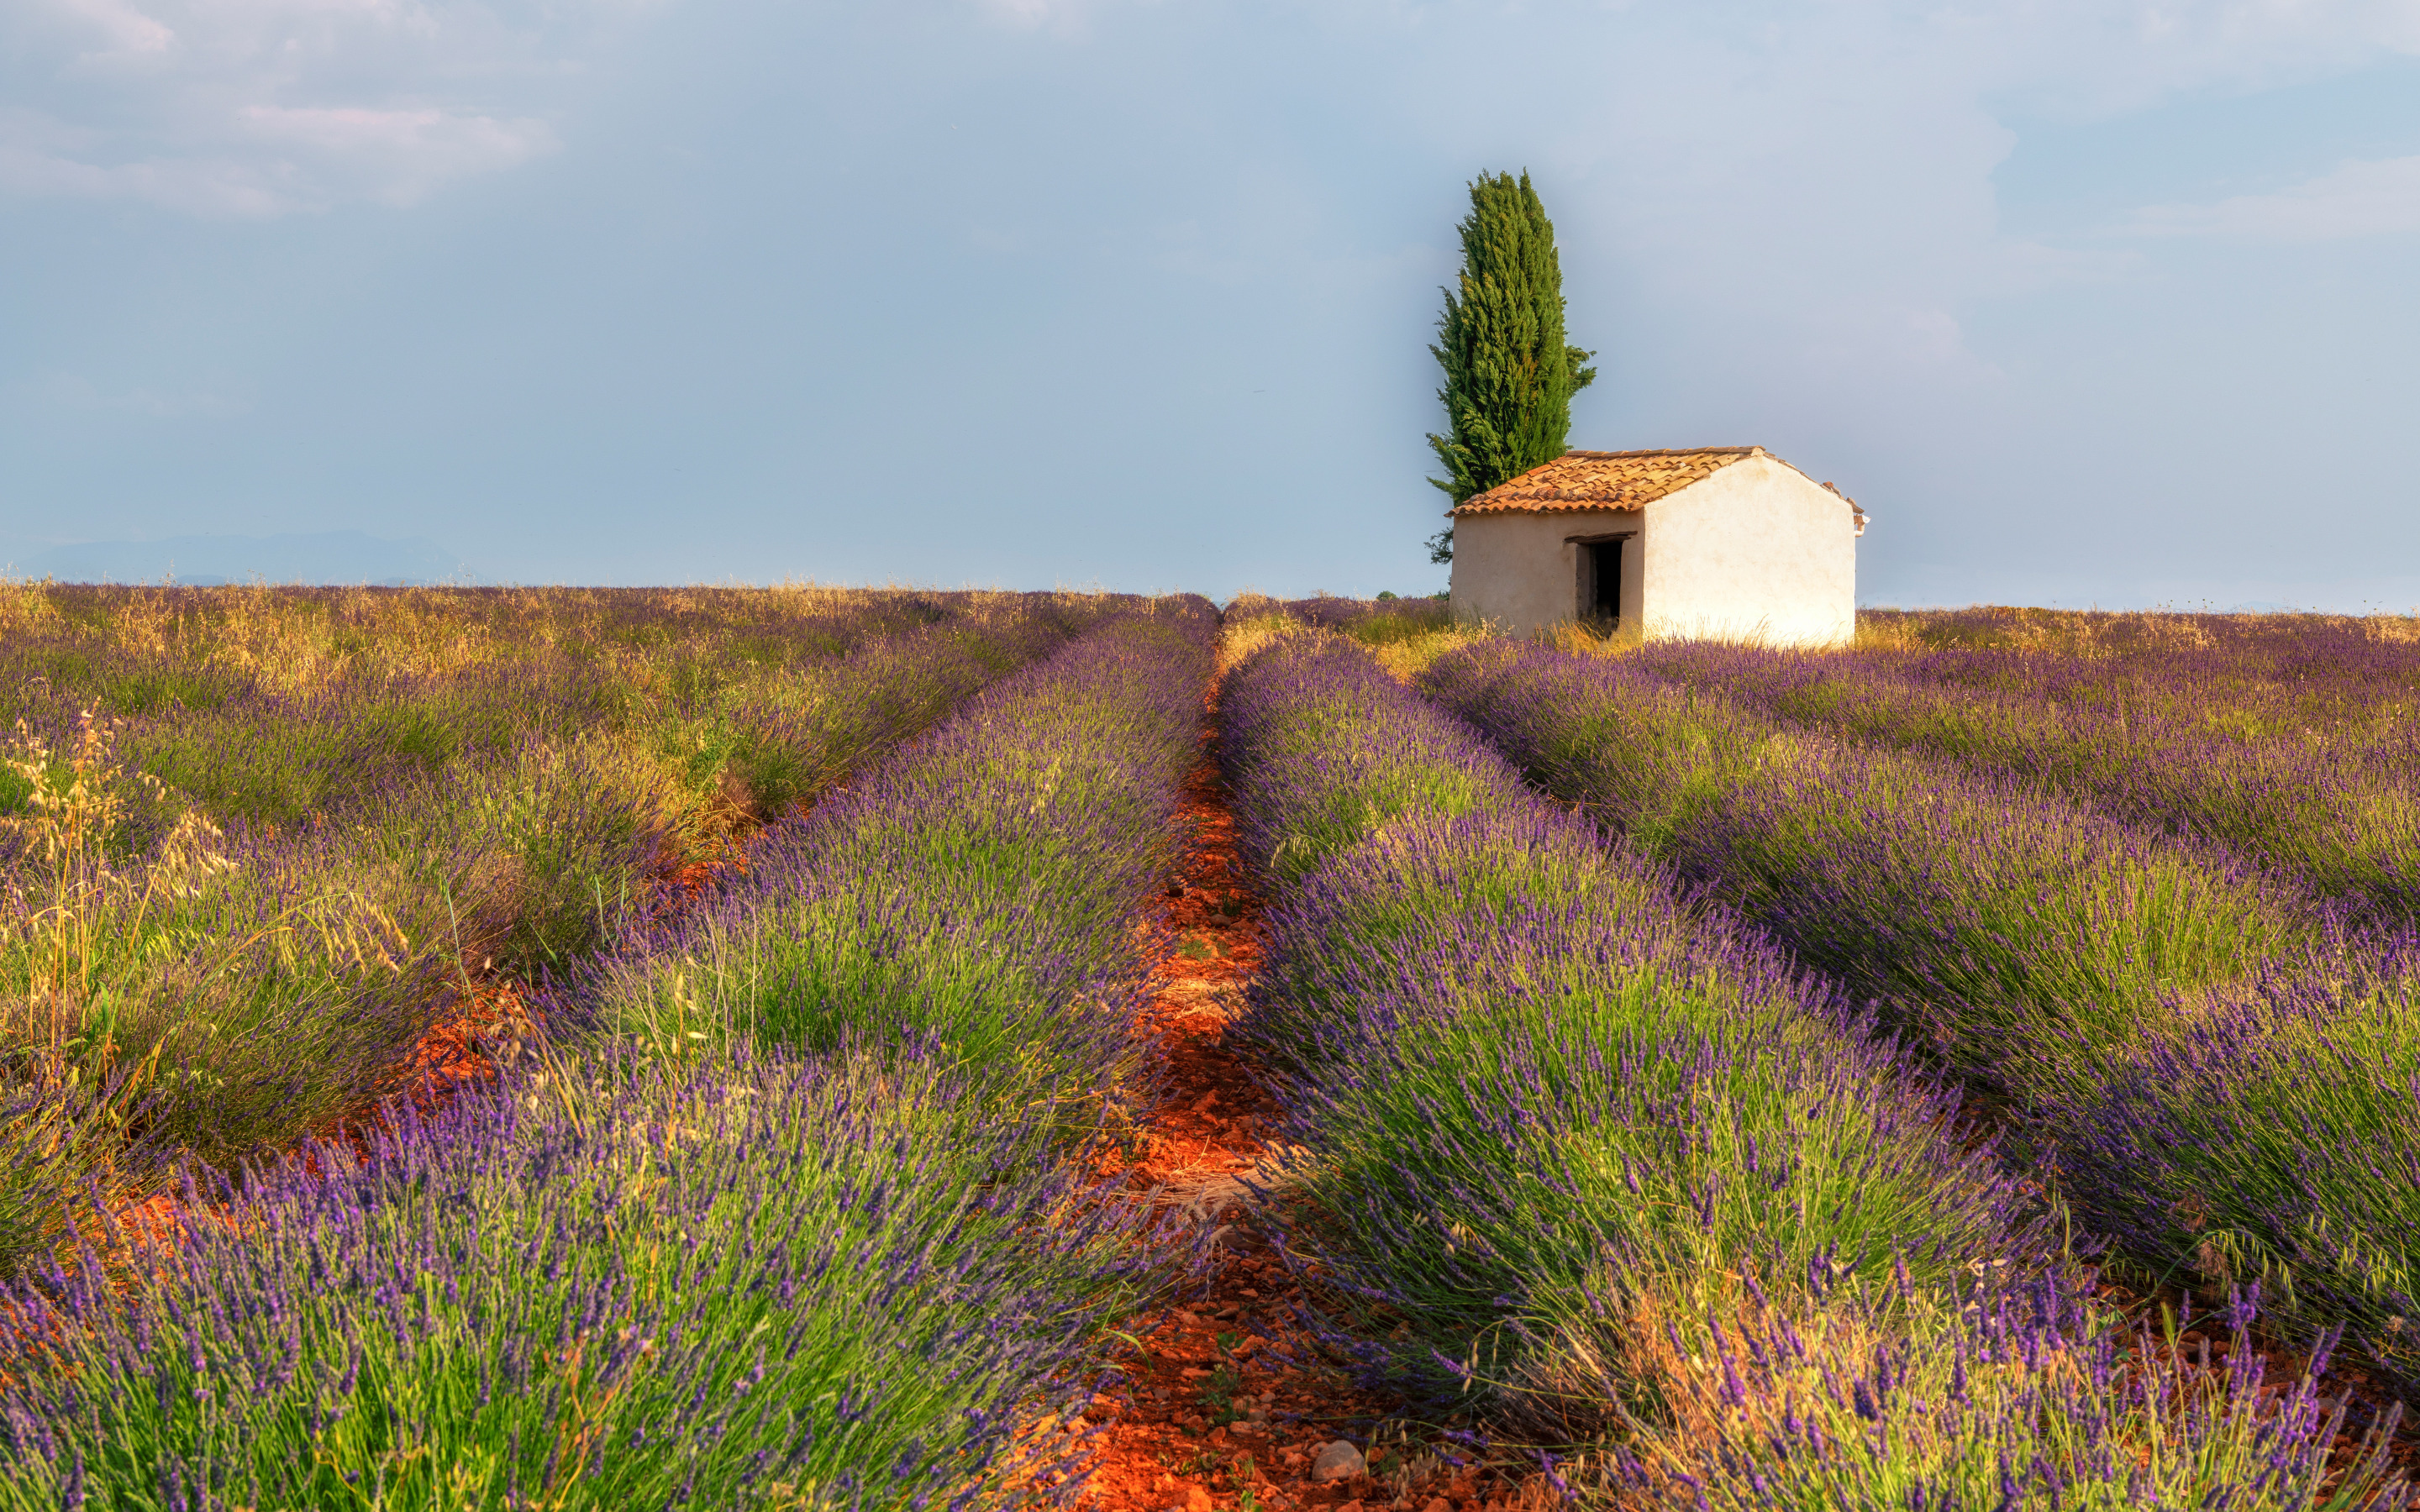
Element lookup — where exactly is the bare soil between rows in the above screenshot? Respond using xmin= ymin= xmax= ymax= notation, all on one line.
xmin=1069 ymin=701 xmax=1549 ymax=1512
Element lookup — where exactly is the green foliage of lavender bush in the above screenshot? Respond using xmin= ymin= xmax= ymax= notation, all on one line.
xmin=1219 ymin=634 xmax=1526 ymax=887
xmin=605 ymin=890 xmax=1118 ymax=1122
xmin=87 ymin=664 xmax=240 ymax=717
xmin=0 ymin=584 xmax=1116 ymax=844
xmin=1422 ymin=643 xmax=2312 ymax=1100
xmin=2055 ymin=958 xmax=2420 ymax=1390
xmin=1251 ymin=812 xmax=1670 ymax=1063
xmin=0 ymin=1050 xmax=1146 ymax=1512
xmin=119 ymin=688 xmax=550 ymax=833
xmin=0 ymin=1095 xmax=119 ymax=1284
xmin=1279 ymin=883 xmax=2021 ymax=1436
xmin=655 ymin=617 xmax=1055 ymax=822
xmin=1223 ymin=633 xmax=2023 ymax=1436
xmin=115 ymin=716 xmax=360 ymax=832
xmin=596 ymin=613 xmax=1212 ymax=1125
xmin=1610 ymin=1276 xmax=2410 ymax=1510
xmin=1638 ymin=643 xmax=2420 ymax=923
xmin=0 ymin=731 xmax=687 ymax=1263
xmin=395 ymin=735 xmax=687 ymax=974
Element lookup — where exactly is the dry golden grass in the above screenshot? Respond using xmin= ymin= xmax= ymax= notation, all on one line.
xmin=1215 ymin=611 xmax=1313 ymax=673
xmin=0 ymin=578 xmax=1102 ymax=701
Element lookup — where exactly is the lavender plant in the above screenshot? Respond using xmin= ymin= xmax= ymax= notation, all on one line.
xmin=0 ymin=588 xmax=1123 ymax=1276
xmin=1421 ymin=633 xmax=2420 ymax=1411
xmin=1234 ymin=595 xmax=1475 ymax=677
xmin=1268 ymin=596 xmax=1454 ymax=635
xmin=0 ymin=788 xmax=463 ymax=1201
xmin=1857 ymin=604 xmax=2420 ymax=701
xmin=1612 ymin=1270 xmax=2409 ymax=1509
xmin=1220 ymin=634 xmax=1528 ymax=890
xmin=2052 ymin=947 xmax=2420 ymax=1392
xmin=1219 ymin=632 xmax=2028 ymax=1435
xmin=0 ymin=585 xmax=1107 ymax=843
xmin=1419 ymin=641 xmax=2316 ymax=1100
xmin=0 ymin=1045 xmax=1152 ymax=1510
xmin=1634 ymin=640 xmax=2420 ymax=924
xmin=589 ymin=606 xmax=1217 ymax=1125
xmin=0 ymin=586 xmax=1210 ymax=1501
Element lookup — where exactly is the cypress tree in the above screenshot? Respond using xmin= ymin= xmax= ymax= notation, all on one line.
xmin=1424 ymin=171 xmax=1596 ymax=563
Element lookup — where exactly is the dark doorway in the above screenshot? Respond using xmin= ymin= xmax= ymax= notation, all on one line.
xmin=1586 ymin=539 xmax=1623 ymax=622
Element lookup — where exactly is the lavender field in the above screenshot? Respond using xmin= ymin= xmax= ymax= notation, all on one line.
xmin=0 ymin=581 xmax=1210 ymax=1509
xmin=2 ymin=582 xmax=2417 ymax=1509
xmin=1224 ymin=602 xmax=2416 ymax=1509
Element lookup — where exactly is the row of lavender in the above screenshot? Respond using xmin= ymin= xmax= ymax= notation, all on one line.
xmin=1218 ymin=621 xmax=2401 ymax=1506
xmin=0 ymin=588 xmax=1114 ymax=1280
xmin=587 ymin=599 xmax=1217 ymax=1124
xmin=1420 ymin=638 xmax=2420 ymax=1407
xmin=1606 ymin=633 xmax=2420 ymax=1396
xmin=1857 ymin=603 xmax=2420 ymax=702
xmin=0 ymin=601 xmax=1218 ymax=1508
xmin=1630 ymin=638 xmax=2420 ymax=923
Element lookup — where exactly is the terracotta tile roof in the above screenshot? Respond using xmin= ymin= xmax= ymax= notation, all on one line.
xmin=1450 ymin=447 xmax=1766 ymax=517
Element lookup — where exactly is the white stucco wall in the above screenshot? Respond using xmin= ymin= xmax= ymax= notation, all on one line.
xmin=1639 ymin=455 xmax=1855 ymax=645
xmin=1446 ymin=454 xmax=1857 ymax=645
xmin=1448 ymin=508 xmax=1642 ymax=637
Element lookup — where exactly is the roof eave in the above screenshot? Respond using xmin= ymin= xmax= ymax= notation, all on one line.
xmin=1449 ymin=499 xmax=1649 ymax=520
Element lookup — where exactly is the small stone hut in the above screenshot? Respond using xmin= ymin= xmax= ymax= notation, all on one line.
xmin=1446 ymin=446 xmax=1866 ymax=645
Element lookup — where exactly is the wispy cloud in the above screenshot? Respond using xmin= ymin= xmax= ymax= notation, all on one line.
xmin=2123 ymin=155 xmax=2420 ymax=239
xmin=8 ymin=372 xmax=253 ymax=417
xmin=53 ymin=0 xmax=174 ymax=59
xmin=971 ymin=0 xmax=1108 ymax=33
xmin=236 ymin=104 xmax=557 ymax=206
xmin=0 ymin=0 xmax=628 ymax=216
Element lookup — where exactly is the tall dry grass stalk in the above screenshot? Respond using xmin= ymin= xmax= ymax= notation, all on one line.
xmin=3 ymin=710 xmax=176 ymax=1037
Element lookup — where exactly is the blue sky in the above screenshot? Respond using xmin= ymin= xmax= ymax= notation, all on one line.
xmin=2 ymin=1 xmax=2416 ymax=606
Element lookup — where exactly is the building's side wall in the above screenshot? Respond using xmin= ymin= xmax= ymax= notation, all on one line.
xmin=1639 ymin=456 xmax=1856 ymax=645
xmin=1448 ymin=509 xmax=1641 ymax=638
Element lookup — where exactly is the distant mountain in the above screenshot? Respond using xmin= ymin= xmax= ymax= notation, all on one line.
xmin=16 ymin=531 xmax=467 ymax=586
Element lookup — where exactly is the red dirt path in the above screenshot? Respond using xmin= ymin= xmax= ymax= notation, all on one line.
xmin=1071 ymin=707 xmax=1544 ymax=1512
